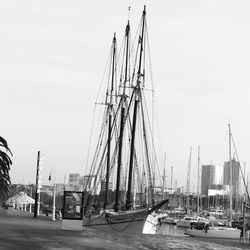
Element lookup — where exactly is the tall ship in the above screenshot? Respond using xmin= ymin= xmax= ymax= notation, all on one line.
xmin=82 ymin=6 xmax=167 ymax=234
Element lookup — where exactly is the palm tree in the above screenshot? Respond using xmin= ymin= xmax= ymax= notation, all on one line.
xmin=0 ymin=136 xmax=12 ymax=201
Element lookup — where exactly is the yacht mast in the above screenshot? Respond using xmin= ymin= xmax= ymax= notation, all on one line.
xmin=186 ymin=147 xmax=192 ymax=213
xmin=171 ymin=166 xmax=173 ymax=192
xmin=197 ymin=145 xmax=200 ymax=213
xmin=228 ymin=123 xmax=233 ymax=225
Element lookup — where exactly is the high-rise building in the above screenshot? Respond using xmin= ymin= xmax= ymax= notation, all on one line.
xmin=210 ymin=165 xmax=224 ymax=186
xmin=223 ymin=159 xmax=240 ymax=196
xmin=201 ymin=165 xmax=212 ymax=196
xmin=201 ymin=164 xmax=224 ymax=196
xmin=202 ymin=161 xmax=240 ymax=197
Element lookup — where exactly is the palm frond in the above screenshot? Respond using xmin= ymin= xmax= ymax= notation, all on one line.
xmin=0 ymin=136 xmax=13 ymax=155
xmin=0 ymin=136 xmax=12 ymax=201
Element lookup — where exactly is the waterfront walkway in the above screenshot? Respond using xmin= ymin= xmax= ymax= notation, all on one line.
xmin=0 ymin=207 xmax=250 ymax=249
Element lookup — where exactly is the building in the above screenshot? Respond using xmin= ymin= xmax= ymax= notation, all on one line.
xmin=68 ymin=173 xmax=80 ymax=186
xmin=81 ymin=175 xmax=96 ymax=190
xmin=223 ymin=158 xmax=240 ymax=196
xmin=6 ymin=192 xmax=35 ymax=211
xmin=201 ymin=161 xmax=240 ymax=197
xmin=210 ymin=164 xmax=224 ymax=187
xmin=55 ymin=183 xmax=65 ymax=195
xmin=67 ymin=174 xmax=96 ymax=192
xmin=201 ymin=164 xmax=224 ymax=196
xmin=101 ymin=180 xmax=112 ymax=191
xmin=201 ymin=165 xmax=212 ymax=196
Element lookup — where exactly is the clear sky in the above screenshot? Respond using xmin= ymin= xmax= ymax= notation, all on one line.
xmin=1 ymin=0 xmax=250 ymax=189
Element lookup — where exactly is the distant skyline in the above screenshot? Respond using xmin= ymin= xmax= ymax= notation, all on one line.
xmin=1 ymin=0 xmax=250 ymax=189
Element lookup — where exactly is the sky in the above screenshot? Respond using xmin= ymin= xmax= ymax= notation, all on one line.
xmin=1 ymin=0 xmax=250 ymax=189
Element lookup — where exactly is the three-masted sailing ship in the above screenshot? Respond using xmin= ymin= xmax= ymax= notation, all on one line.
xmin=82 ymin=6 xmax=167 ymax=234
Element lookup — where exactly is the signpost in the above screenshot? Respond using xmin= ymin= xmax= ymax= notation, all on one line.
xmin=34 ymin=151 xmax=41 ymax=218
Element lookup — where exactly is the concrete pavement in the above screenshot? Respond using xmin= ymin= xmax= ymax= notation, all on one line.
xmin=0 ymin=208 xmax=134 ymax=250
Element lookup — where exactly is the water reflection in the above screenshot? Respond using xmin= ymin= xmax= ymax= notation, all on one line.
xmin=156 ymin=223 xmax=187 ymax=236
xmin=153 ymin=223 xmax=249 ymax=250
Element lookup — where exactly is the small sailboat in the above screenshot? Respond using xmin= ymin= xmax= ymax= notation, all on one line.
xmin=176 ymin=215 xmax=208 ymax=228
xmin=185 ymin=226 xmax=241 ymax=239
xmin=82 ymin=6 xmax=167 ymax=234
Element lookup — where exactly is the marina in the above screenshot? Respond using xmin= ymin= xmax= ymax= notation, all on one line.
xmin=1 ymin=1 xmax=250 ymax=249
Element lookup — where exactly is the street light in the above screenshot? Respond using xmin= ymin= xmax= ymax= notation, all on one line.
xmin=48 ymin=169 xmax=56 ymax=221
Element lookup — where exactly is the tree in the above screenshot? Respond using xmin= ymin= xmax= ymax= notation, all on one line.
xmin=0 ymin=136 xmax=12 ymax=201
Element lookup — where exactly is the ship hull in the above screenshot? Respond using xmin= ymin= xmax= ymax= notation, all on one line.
xmin=185 ymin=227 xmax=241 ymax=239
xmin=83 ymin=208 xmax=148 ymax=234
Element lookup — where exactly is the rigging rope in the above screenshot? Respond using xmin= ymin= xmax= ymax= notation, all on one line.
xmin=231 ymin=135 xmax=250 ymax=203
xmin=84 ymin=104 xmax=97 ymax=177
xmin=105 ymin=214 xmax=135 ymax=232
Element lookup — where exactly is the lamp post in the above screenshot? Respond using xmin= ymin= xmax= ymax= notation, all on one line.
xmin=49 ymin=169 xmax=56 ymax=221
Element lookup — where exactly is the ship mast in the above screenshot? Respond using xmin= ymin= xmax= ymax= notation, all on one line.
xmin=114 ymin=21 xmax=130 ymax=212
xmin=103 ymin=33 xmax=116 ymax=209
xmin=162 ymin=153 xmax=166 ymax=200
xmin=126 ymin=6 xmax=146 ymax=210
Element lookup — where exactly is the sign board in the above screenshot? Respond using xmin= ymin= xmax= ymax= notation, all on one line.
xmin=62 ymin=191 xmax=84 ymax=231
xmin=62 ymin=191 xmax=84 ymax=220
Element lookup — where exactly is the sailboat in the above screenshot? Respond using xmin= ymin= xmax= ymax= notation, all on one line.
xmin=82 ymin=6 xmax=167 ymax=234
xmin=185 ymin=124 xmax=241 ymax=239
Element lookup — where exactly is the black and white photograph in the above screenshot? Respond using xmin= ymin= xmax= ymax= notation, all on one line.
xmin=1 ymin=0 xmax=250 ymax=249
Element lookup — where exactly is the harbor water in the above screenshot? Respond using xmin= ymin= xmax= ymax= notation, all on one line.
xmin=84 ymin=222 xmax=250 ymax=249
xmin=156 ymin=223 xmax=187 ymax=236
xmin=134 ymin=223 xmax=249 ymax=250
